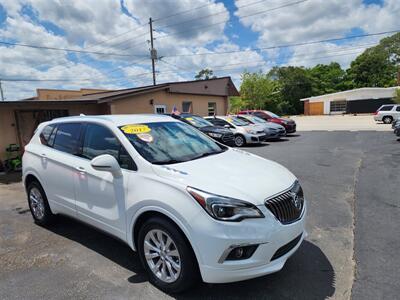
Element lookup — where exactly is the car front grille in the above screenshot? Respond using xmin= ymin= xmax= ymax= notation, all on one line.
xmin=221 ymin=132 xmax=234 ymax=143
xmin=265 ymin=189 xmax=304 ymax=224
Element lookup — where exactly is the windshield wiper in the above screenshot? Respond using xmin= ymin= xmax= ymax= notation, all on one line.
xmin=191 ymin=150 xmax=224 ymax=161
xmin=152 ymin=159 xmax=186 ymax=165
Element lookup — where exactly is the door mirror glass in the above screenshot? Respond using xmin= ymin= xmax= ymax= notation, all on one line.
xmin=90 ymin=154 xmax=122 ymax=177
xmin=224 ymin=124 xmax=231 ymax=129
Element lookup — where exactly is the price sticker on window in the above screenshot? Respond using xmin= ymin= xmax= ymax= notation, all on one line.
xmin=121 ymin=124 xmax=151 ymax=134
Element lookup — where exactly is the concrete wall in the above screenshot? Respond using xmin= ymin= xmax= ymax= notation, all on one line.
xmin=110 ymin=90 xmax=228 ymax=116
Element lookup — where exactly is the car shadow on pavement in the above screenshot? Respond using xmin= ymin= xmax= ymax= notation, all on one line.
xmin=44 ymin=217 xmax=335 ymax=299
xmin=174 ymin=240 xmax=335 ymax=300
xmin=45 ymin=215 xmax=147 ymax=281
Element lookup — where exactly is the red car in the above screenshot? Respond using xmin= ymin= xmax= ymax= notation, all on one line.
xmin=238 ymin=110 xmax=297 ymax=133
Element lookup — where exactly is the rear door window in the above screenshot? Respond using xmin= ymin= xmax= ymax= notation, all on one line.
xmin=53 ymin=123 xmax=82 ymax=155
xmin=379 ymin=105 xmax=394 ymax=111
xmin=396 ymin=106 xmax=400 ymax=112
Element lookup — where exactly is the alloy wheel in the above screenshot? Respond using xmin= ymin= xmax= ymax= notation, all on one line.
xmin=144 ymin=229 xmax=181 ymax=283
xmin=235 ymin=135 xmax=244 ymax=147
xmin=29 ymin=187 xmax=45 ymax=220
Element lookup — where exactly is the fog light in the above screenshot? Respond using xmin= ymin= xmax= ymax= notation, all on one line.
xmin=225 ymin=245 xmax=258 ymax=261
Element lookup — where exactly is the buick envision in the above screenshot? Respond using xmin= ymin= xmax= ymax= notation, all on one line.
xmin=23 ymin=114 xmax=306 ymax=293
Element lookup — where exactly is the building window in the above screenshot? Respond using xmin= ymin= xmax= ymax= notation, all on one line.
xmin=330 ymin=100 xmax=347 ymax=112
xmin=208 ymin=102 xmax=217 ymax=116
xmin=182 ymin=101 xmax=192 ymax=113
xmin=154 ymin=104 xmax=167 ymax=114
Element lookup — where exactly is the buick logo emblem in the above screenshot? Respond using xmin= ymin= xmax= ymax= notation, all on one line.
xmin=290 ymin=192 xmax=302 ymax=210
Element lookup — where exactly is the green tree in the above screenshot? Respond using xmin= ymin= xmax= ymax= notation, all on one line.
xmin=194 ymin=68 xmax=216 ymax=80
xmin=347 ymin=32 xmax=400 ymax=87
xmin=394 ymin=89 xmax=400 ymax=104
xmin=239 ymin=71 xmax=281 ymax=111
xmin=309 ymin=62 xmax=349 ymax=95
xmin=268 ymin=66 xmax=312 ymax=114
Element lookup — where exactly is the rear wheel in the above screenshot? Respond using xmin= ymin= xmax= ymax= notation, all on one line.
xmin=27 ymin=181 xmax=54 ymax=225
xmin=138 ymin=217 xmax=199 ymax=293
xmin=234 ymin=134 xmax=245 ymax=147
xmin=382 ymin=116 xmax=393 ymax=124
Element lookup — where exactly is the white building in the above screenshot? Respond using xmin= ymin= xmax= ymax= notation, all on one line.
xmin=301 ymin=87 xmax=399 ymax=115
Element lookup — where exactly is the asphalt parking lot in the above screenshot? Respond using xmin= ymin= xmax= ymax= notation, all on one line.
xmin=0 ymin=131 xmax=399 ymax=299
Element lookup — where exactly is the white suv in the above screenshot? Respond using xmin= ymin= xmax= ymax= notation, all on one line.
xmin=373 ymin=104 xmax=400 ymax=124
xmin=23 ymin=114 xmax=306 ymax=293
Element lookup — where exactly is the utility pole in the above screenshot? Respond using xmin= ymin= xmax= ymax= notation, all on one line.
xmin=0 ymin=80 xmax=4 ymax=101
xmin=149 ymin=17 xmax=157 ymax=85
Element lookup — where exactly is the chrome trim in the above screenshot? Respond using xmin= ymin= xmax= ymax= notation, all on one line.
xmin=218 ymin=242 xmax=267 ymax=263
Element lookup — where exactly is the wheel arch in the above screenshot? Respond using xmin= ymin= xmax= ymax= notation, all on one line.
xmin=130 ymin=207 xmax=203 ymax=267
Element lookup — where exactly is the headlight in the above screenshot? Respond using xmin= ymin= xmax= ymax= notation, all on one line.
xmin=245 ymin=128 xmax=257 ymax=134
xmin=187 ymin=187 xmax=264 ymax=221
xmin=208 ymin=132 xmax=223 ymax=138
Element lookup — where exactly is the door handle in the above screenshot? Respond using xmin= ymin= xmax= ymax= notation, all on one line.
xmin=75 ymin=166 xmax=86 ymax=174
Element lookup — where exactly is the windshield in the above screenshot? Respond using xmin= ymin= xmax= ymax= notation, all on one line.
xmin=119 ymin=122 xmax=225 ymax=165
xmin=226 ymin=117 xmax=250 ymax=126
xmin=183 ymin=115 xmax=213 ymax=128
xmin=266 ymin=111 xmax=280 ymax=118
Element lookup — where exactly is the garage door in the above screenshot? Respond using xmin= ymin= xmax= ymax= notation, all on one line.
xmin=309 ymin=102 xmax=324 ymax=115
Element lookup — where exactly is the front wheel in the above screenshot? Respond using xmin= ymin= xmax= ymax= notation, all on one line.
xmin=137 ymin=217 xmax=200 ymax=293
xmin=234 ymin=134 xmax=246 ymax=147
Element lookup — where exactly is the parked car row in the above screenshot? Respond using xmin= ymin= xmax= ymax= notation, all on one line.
xmin=170 ymin=110 xmax=297 ymax=147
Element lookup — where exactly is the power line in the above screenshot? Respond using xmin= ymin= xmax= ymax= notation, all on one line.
xmin=155 ymin=0 xmax=271 ymax=31
xmin=0 ymin=40 xmax=148 ymax=58
xmin=155 ymin=0 xmax=308 ymax=41
xmin=162 ymin=29 xmax=400 ymax=58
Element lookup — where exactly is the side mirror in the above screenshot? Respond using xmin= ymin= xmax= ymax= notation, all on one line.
xmin=224 ymin=124 xmax=231 ymax=129
xmin=90 ymin=154 xmax=122 ymax=177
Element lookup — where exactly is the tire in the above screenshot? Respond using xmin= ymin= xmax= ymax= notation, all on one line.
xmin=27 ymin=181 xmax=54 ymax=225
xmin=137 ymin=217 xmax=200 ymax=293
xmin=234 ymin=134 xmax=246 ymax=147
xmin=382 ymin=116 xmax=393 ymax=124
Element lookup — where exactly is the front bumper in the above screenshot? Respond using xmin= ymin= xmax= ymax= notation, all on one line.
xmin=245 ymin=133 xmax=267 ymax=144
xmin=190 ymin=203 xmax=307 ymax=283
xmin=284 ymin=123 xmax=296 ymax=133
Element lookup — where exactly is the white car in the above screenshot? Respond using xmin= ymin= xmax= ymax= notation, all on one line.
xmin=235 ymin=114 xmax=287 ymax=139
xmin=373 ymin=104 xmax=400 ymax=124
xmin=205 ymin=116 xmax=267 ymax=147
xmin=23 ymin=114 xmax=306 ymax=293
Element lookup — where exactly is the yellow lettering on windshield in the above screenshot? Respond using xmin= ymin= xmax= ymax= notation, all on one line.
xmin=121 ymin=124 xmax=151 ymax=134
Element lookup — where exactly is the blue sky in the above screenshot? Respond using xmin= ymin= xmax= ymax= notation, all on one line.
xmin=0 ymin=0 xmax=399 ymax=100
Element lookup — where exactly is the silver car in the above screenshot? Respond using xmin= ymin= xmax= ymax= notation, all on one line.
xmin=205 ymin=116 xmax=266 ymax=147
xmin=373 ymin=104 xmax=400 ymax=124
xmin=236 ymin=114 xmax=286 ymax=139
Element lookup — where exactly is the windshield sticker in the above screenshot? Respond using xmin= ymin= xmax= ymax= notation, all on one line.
xmin=137 ymin=133 xmax=154 ymax=143
xmin=121 ymin=124 xmax=151 ymax=134
xmin=185 ymin=117 xmax=194 ymax=121
xmin=226 ymin=117 xmax=233 ymax=123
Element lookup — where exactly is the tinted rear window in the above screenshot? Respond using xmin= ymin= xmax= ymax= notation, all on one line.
xmin=379 ymin=105 xmax=393 ymax=111
xmin=40 ymin=124 xmax=55 ymax=146
xmin=53 ymin=123 xmax=82 ymax=155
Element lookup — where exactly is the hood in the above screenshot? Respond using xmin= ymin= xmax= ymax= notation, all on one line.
xmin=279 ymin=117 xmax=295 ymax=124
xmin=264 ymin=122 xmax=285 ymax=130
xmin=199 ymin=125 xmax=231 ymax=134
xmin=152 ymin=149 xmax=297 ymax=205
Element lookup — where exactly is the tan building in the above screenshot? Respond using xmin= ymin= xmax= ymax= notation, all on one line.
xmin=0 ymin=77 xmax=238 ymax=160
